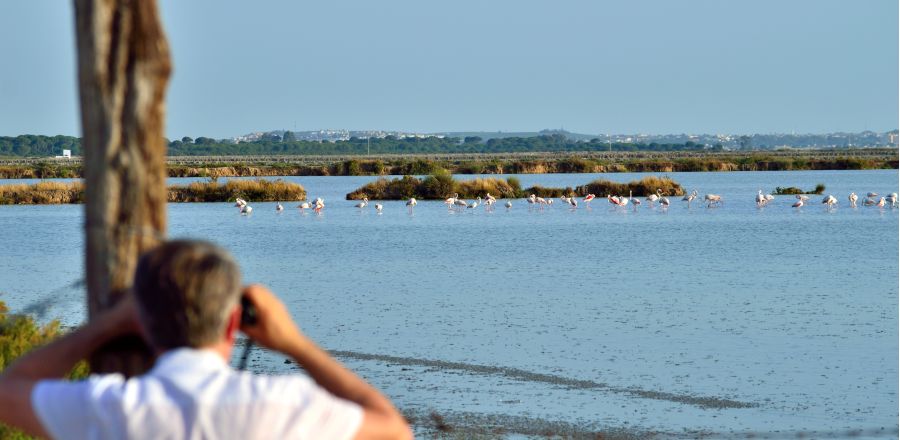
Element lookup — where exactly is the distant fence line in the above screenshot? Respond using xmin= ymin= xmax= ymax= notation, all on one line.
xmin=0 ymin=148 xmax=897 ymax=166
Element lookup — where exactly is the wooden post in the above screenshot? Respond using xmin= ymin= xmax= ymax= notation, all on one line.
xmin=74 ymin=0 xmax=172 ymax=374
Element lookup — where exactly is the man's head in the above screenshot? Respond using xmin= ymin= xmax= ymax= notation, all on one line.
xmin=133 ymin=240 xmax=242 ymax=350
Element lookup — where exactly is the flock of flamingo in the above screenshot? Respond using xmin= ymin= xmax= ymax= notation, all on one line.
xmin=231 ymin=190 xmax=898 ymax=215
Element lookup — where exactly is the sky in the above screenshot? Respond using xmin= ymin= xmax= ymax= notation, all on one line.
xmin=0 ymin=0 xmax=897 ymax=139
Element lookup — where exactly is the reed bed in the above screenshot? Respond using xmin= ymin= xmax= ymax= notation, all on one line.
xmin=575 ymin=176 xmax=685 ymax=197
xmin=168 ymin=179 xmax=306 ymax=202
xmin=346 ymin=174 xmax=522 ymax=200
xmin=0 ymin=181 xmax=84 ymax=204
xmin=0 ymin=179 xmax=305 ymax=204
xmin=347 ymin=174 xmax=684 ymax=200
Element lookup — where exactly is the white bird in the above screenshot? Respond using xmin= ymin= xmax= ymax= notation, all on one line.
xmin=297 ymin=201 xmax=311 ymax=210
xmin=444 ymin=194 xmax=458 ymax=206
xmin=887 ymin=193 xmax=898 ymax=207
xmin=792 ymin=199 xmax=804 ymax=208
xmin=822 ymin=195 xmax=838 ymax=207
xmin=863 ymin=197 xmax=876 ymax=206
xmin=505 ymin=200 xmax=513 ymax=209
xmin=867 ymin=192 xmax=879 ymax=198
xmin=607 ymin=194 xmax=621 ymax=206
xmin=765 ymin=193 xmax=775 ymax=204
xmin=568 ymin=196 xmax=578 ymax=208
xmin=756 ymin=190 xmax=766 ymax=207
xmin=354 ymin=197 xmax=369 ymax=208
xmin=875 ymin=197 xmax=886 ymax=208
xmin=234 ymin=198 xmax=247 ymax=208
xmin=454 ymin=198 xmax=469 ymax=209
xmin=241 ymin=204 xmax=253 ymax=215
xmin=275 ymin=203 xmax=284 ymax=211
xmin=704 ymin=194 xmax=723 ymax=207
xmin=375 ymin=203 xmax=383 ymax=212
xmin=314 ymin=198 xmax=325 ymax=213
xmin=796 ymin=194 xmax=810 ymax=202
xmin=848 ymin=192 xmax=858 ymax=207
xmin=406 ymin=197 xmax=417 ymax=208
xmin=583 ymin=194 xmax=596 ymax=205
xmin=631 ymin=193 xmax=641 ymax=210
xmin=468 ymin=197 xmax=481 ymax=209
xmin=682 ymin=190 xmax=697 ymax=206
xmin=659 ymin=196 xmax=670 ymax=208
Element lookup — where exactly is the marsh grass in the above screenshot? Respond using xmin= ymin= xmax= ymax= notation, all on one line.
xmin=577 ymin=176 xmax=684 ymax=197
xmin=168 ymin=179 xmax=306 ymax=202
xmin=0 ymin=181 xmax=85 ymax=204
xmin=0 ymin=179 xmax=306 ymax=204
xmin=347 ymin=174 xmax=525 ymax=200
xmin=348 ymin=174 xmax=684 ymax=200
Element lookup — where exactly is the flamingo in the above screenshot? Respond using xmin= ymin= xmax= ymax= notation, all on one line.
xmin=875 ymin=197 xmax=885 ymax=208
xmin=444 ymin=193 xmax=458 ymax=206
xmin=468 ymin=197 xmax=481 ymax=209
xmin=646 ymin=189 xmax=663 ymax=206
xmin=796 ymin=194 xmax=810 ymax=202
xmin=527 ymin=194 xmax=537 ymax=205
xmin=354 ymin=197 xmax=369 ymax=208
xmin=234 ymin=197 xmax=247 ymax=208
xmin=792 ymin=199 xmax=804 ymax=208
xmin=822 ymin=195 xmax=838 ymax=207
xmin=297 ymin=201 xmax=311 ymax=210
xmin=682 ymin=190 xmax=697 ymax=207
xmin=863 ymin=197 xmax=876 ymax=206
xmin=275 ymin=203 xmax=284 ymax=212
xmin=848 ymin=192 xmax=858 ymax=207
xmin=764 ymin=193 xmax=775 ymax=204
xmin=454 ymin=198 xmax=469 ymax=209
xmin=607 ymin=194 xmax=621 ymax=206
xmin=240 ymin=204 xmax=253 ymax=215
xmin=887 ymin=193 xmax=898 ymax=208
xmin=583 ymin=194 xmax=596 ymax=205
xmin=313 ymin=197 xmax=325 ymax=213
xmin=867 ymin=192 xmax=879 ymax=198
xmin=375 ymin=203 xmax=383 ymax=212
xmin=618 ymin=194 xmax=629 ymax=207
xmin=505 ymin=200 xmax=513 ymax=209
xmin=704 ymin=194 xmax=723 ymax=207
xmin=659 ymin=195 xmax=670 ymax=208
xmin=546 ymin=199 xmax=554 ymax=206
xmin=631 ymin=192 xmax=641 ymax=210
xmin=756 ymin=190 xmax=766 ymax=207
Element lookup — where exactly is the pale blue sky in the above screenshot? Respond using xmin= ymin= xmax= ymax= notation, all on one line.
xmin=0 ymin=1 xmax=897 ymax=139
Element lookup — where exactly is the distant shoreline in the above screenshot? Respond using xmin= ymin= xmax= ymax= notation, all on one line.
xmin=0 ymin=149 xmax=894 ymax=179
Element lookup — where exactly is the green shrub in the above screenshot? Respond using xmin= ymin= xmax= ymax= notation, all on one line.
xmin=0 ymin=301 xmax=89 ymax=439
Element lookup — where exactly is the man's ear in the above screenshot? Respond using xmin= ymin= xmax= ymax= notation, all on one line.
xmin=223 ymin=305 xmax=241 ymax=344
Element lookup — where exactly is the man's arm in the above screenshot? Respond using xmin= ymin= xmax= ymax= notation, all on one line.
xmin=0 ymin=297 xmax=139 ymax=438
xmin=241 ymin=285 xmax=413 ymax=440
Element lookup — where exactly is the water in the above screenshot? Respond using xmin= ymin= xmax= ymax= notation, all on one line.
xmin=1 ymin=170 xmax=897 ymax=437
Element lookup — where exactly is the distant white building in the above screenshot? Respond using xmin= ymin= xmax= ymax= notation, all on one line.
xmin=54 ymin=149 xmax=72 ymax=159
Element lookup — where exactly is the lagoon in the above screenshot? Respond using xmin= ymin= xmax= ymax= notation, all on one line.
xmin=1 ymin=170 xmax=897 ymax=437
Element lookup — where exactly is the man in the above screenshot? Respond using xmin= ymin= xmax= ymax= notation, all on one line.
xmin=0 ymin=240 xmax=412 ymax=439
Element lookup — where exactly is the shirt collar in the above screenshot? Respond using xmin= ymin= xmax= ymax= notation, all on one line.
xmin=149 ymin=347 xmax=231 ymax=377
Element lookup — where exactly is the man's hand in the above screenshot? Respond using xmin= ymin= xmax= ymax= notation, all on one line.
xmin=239 ymin=285 xmax=307 ymax=354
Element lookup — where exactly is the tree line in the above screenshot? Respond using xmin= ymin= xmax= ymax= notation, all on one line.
xmin=1 ymin=134 xmax=722 ymax=157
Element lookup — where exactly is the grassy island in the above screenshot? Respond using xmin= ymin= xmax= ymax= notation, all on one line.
xmin=773 ymin=184 xmax=826 ymax=195
xmin=346 ymin=174 xmax=683 ymax=200
xmin=0 ymin=179 xmax=305 ymax=205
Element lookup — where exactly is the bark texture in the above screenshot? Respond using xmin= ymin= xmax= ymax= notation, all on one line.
xmin=74 ymin=0 xmax=171 ymax=374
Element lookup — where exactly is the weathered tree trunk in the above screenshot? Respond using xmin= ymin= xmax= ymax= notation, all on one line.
xmin=74 ymin=0 xmax=172 ymax=374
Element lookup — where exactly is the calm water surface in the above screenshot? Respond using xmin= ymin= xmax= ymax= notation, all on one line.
xmin=1 ymin=170 xmax=897 ymax=437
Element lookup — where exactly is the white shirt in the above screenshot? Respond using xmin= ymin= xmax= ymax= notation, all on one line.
xmin=31 ymin=348 xmax=363 ymax=440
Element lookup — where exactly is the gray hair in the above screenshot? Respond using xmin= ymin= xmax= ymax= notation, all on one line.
xmin=133 ymin=240 xmax=242 ymax=349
